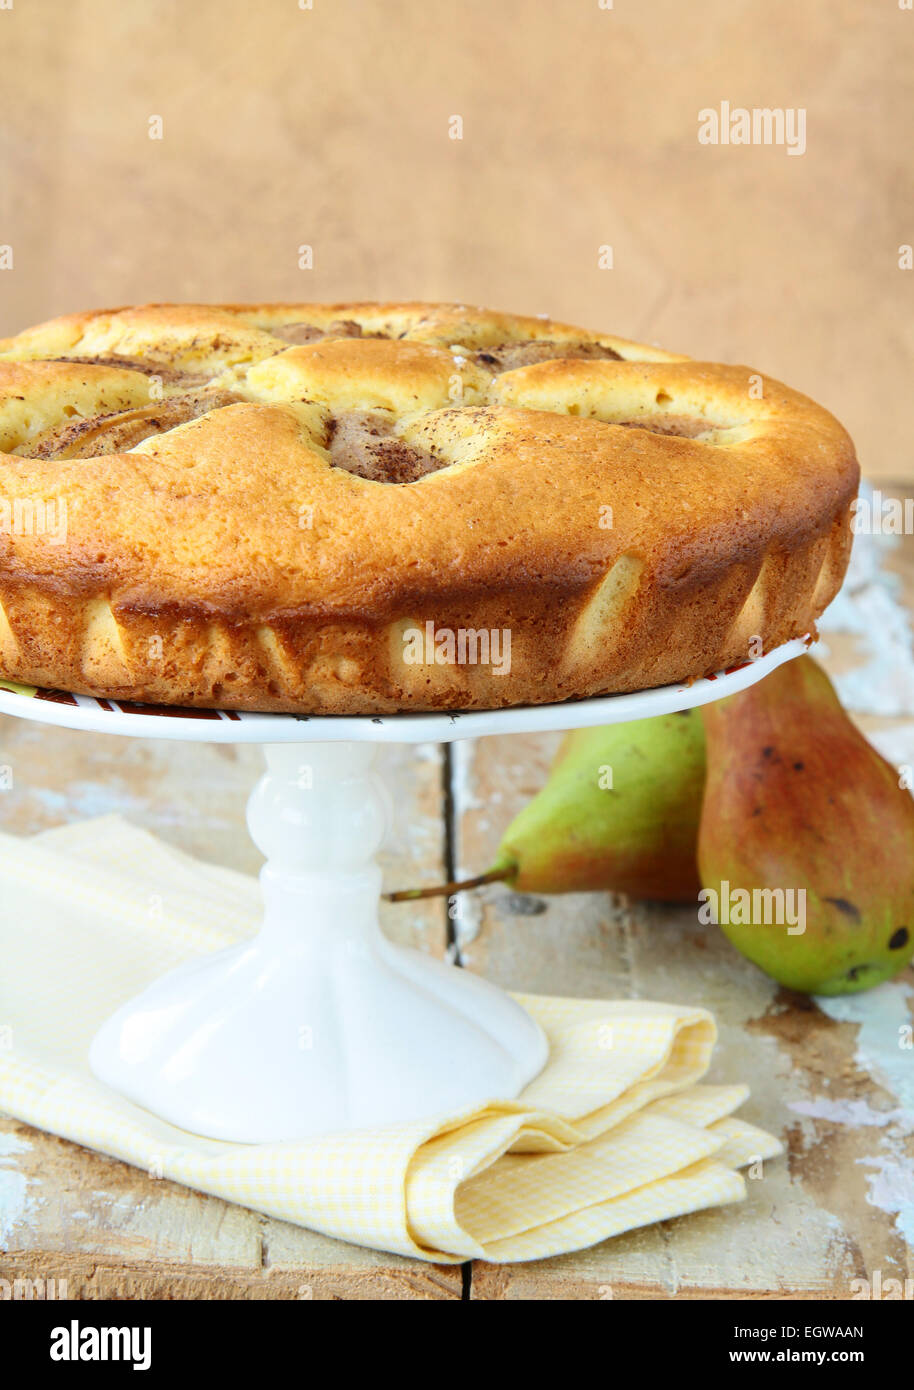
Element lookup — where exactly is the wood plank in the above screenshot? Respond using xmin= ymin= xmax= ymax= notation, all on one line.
xmin=460 ymin=733 xmax=914 ymax=1297
xmin=457 ymin=515 xmax=914 ymax=1297
xmin=0 ymin=726 xmax=459 ymax=1298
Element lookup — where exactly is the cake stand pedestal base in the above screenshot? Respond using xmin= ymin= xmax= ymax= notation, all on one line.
xmin=88 ymin=742 xmax=548 ymax=1143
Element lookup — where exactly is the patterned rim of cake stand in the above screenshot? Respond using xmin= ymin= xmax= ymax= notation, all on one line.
xmin=0 ymin=637 xmax=810 ymax=743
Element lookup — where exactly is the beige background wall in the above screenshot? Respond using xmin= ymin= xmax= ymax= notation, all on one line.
xmin=1 ymin=0 xmax=910 ymax=477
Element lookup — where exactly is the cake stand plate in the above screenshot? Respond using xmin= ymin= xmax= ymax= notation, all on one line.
xmin=0 ymin=639 xmax=806 ymax=1142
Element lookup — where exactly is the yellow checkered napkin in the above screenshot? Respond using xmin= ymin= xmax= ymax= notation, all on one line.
xmin=0 ymin=816 xmax=781 ymax=1264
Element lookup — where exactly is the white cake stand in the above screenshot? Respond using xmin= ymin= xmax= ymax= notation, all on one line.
xmin=0 ymin=638 xmax=806 ymax=1143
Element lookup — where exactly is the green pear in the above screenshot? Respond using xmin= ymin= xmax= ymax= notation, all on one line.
xmin=488 ymin=710 xmax=706 ymax=901
xmin=698 ymin=655 xmax=914 ymax=995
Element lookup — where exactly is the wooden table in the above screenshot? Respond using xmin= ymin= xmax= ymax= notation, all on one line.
xmin=1 ymin=517 xmax=912 ymax=1300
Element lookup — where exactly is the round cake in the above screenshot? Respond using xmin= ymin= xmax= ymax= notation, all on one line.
xmin=0 ymin=302 xmax=858 ymax=713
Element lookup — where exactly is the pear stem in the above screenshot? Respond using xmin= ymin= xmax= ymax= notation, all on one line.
xmin=383 ymin=866 xmax=511 ymax=903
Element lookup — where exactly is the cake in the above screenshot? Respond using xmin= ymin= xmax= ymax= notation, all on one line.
xmin=0 ymin=302 xmax=858 ymax=713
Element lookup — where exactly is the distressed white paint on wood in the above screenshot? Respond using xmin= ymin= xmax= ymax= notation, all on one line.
xmin=0 ymin=727 xmax=457 ymax=1298
xmin=456 ymin=595 xmax=914 ymax=1299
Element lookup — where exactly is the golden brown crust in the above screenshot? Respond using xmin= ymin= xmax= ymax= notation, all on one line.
xmin=0 ymin=302 xmax=858 ymax=713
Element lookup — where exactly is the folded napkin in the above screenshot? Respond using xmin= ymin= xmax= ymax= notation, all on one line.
xmin=0 ymin=815 xmax=781 ymax=1263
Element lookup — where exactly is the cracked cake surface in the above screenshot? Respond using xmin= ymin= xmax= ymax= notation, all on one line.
xmin=0 ymin=301 xmax=858 ymax=713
